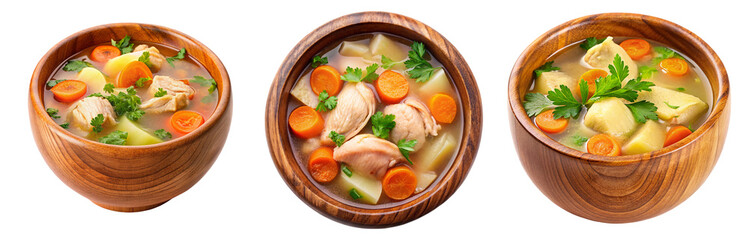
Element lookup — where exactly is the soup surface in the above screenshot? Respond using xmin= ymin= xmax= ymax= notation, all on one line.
xmin=287 ymin=33 xmax=463 ymax=205
xmin=44 ymin=36 xmax=218 ymax=145
xmin=523 ymin=36 xmax=712 ymax=156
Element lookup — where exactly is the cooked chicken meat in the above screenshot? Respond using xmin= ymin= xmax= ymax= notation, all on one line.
xmin=134 ymin=44 xmax=167 ymax=72
xmin=320 ymin=82 xmax=376 ymax=146
xmin=147 ymin=75 xmax=195 ymax=97
xmin=67 ymin=97 xmax=117 ymax=132
xmin=333 ymin=134 xmax=406 ymax=179
xmin=383 ymin=98 xmax=441 ymax=151
xmin=140 ymin=76 xmax=193 ymax=114
xmin=583 ymin=37 xmax=639 ymax=79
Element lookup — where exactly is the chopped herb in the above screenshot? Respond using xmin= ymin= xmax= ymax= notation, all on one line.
xmin=138 ymin=51 xmax=152 ymax=68
xmin=62 ymin=60 xmax=93 ymax=72
xmin=99 ymin=130 xmax=128 ymax=145
xmin=404 ymin=42 xmax=438 ymax=82
xmin=46 ymin=79 xmax=66 ymax=87
xmin=104 ymin=86 xmax=145 ymax=121
xmin=664 ymin=101 xmax=680 ymax=109
xmin=587 ymin=55 xmax=654 ymax=103
xmin=381 ymin=55 xmax=397 ymax=69
xmin=397 ymin=139 xmax=417 ymax=165
xmin=534 ymin=61 xmax=560 ymax=78
xmin=626 ymin=101 xmax=659 ymax=123
xmin=341 ymin=63 xmax=379 ymax=83
xmin=314 ymin=90 xmax=337 ymax=112
xmin=88 ymin=93 xmax=104 ymax=98
xmin=341 ymin=164 xmax=353 ymax=177
xmin=580 ymin=37 xmax=606 ymax=50
xmin=652 ymin=46 xmax=684 ymax=64
xmin=639 ymin=65 xmax=658 ymax=79
xmin=201 ymin=95 xmax=216 ymax=104
xmin=59 ymin=123 xmax=69 ymax=129
xmin=135 ymin=77 xmax=151 ymax=88
xmin=165 ymin=48 xmax=186 ymax=67
xmin=371 ymin=111 xmax=396 ymax=139
xmin=190 ymin=76 xmax=217 ymax=94
xmin=328 ymin=131 xmax=345 ymax=147
xmin=310 ymin=55 xmax=328 ymax=68
xmin=46 ymin=108 xmax=61 ymax=119
xmin=522 ymin=92 xmax=553 ymax=117
xmin=687 ymin=124 xmax=695 ymax=132
xmin=154 ymin=129 xmax=172 ymax=140
xmin=90 ymin=114 xmax=104 ymax=133
xmin=103 ymin=83 xmax=115 ymax=93
xmin=547 ymin=85 xmax=583 ymax=119
xmin=349 ymin=188 xmax=362 ymax=200
xmin=571 ymin=135 xmax=589 ymax=146
xmin=111 ymin=35 xmax=134 ymax=54
xmin=154 ymin=88 xmax=168 ymax=97
xmin=677 ymin=87 xmax=686 ymax=92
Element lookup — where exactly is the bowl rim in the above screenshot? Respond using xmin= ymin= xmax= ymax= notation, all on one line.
xmin=266 ymin=11 xmax=482 ymax=227
xmin=29 ymin=22 xmax=231 ymax=151
xmin=508 ymin=12 xmax=730 ymax=164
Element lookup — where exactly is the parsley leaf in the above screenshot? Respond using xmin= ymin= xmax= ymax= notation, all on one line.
xmin=99 ymin=130 xmax=128 ymax=145
xmin=341 ymin=164 xmax=353 ymax=177
xmin=60 ymin=123 xmax=69 ymax=129
xmin=587 ymin=55 xmax=654 ymax=103
xmin=138 ymin=51 xmax=152 ymax=68
xmin=154 ymin=88 xmax=168 ymax=97
xmin=46 ymin=79 xmax=66 ymax=87
xmin=165 ymin=48 xmax=186 ymax=67
xmin=609 ymin=54 xmax=629 ymax=83
xmin=46 ymin=108 xmax=61 ymax=119
xmin=639 ymin=65 xmax=658 ymax=79
xmin=88 ymin=93 xmax=104 ymax=98
xmin=111 ymin=35 xmax=134 ymax=54
xmin=103 ymin=83 xmax=115 ymax=93
xmin=397 ymin=139 xmax=417 ymax=165
xmin=522 ymin=93 xmax=553 ymax=117
xmin=90 ymin=114 xmax=104 ymax=133
xmin=547 ymin=85 xmax=583 ymax=119
xmin=381 ymin=55 xmax=396 ymax=69
xmin=341 ymin=64 xmax=379 ymax=83
xmin=371 ymin=111 xmax=396 ymax=139
xmin=104 ymin=86 xmax=145 ymax=121
xmin=404 ymin=42 xmax=438 ymax=82
xmin=534 ymin=61 xmax=560 ymax=78
xmin=190 ymin=76 xmax=217 ymax=94
xmin=626 ymin=101 xmax=659 ymax=123
xmin=580 ymin=37 xmax=605 ymax=50
xmin=571 ymin=135 xmax=589 ymax=146
xmin=310 ymin=55 xmax=328 ymax=68
xmin=664 ymin=101 xmax=680 ymax=109
xmin=315 ymin=90 xmax=337 ymax=112
xmin=676 ymin=87 xmax=686 ymax=92
xmin=154 ymin=129 xmax=172 ymax=140
xmin=652 ymin=46 xmax=684 ymax=64
xmin=62 ymin=60 xmax=93 ymax=72
xmin=135 ymin=77 xmax=151 ymax=88
xmin=687 ymin=124 xmax=695 ymax=132
xmin=623 ymin=76 xmax=655 ymax=92
xmin=328 ymin=131 xmax=345 ymax=147
xmin=201 ymin=95 xmax=216 ymax=104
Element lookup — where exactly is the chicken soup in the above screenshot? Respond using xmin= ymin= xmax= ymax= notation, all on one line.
xmin=44 ymin=36 xmax=218 ymax=145
xmin=287 ymin=33 xmax=463 ymax=205
xmin=522 ymin=36 xmax=712 ymax=156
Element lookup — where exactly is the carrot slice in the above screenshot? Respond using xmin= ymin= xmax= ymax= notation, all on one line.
xmin=375 ymin=70 xmax=409 ymax=104
xmin=382 ymin=166 xmax=417 ymax=201
xmin=308 ymin=147 xmax=338 ymax=183
xmin=664 ymin=125 xmax=692 ymax=147
xmin=428 ymin=93 xmax=457 ymax=124
xmin=288 ymin=106 xmax=324 ymax=139
xmin=116 ymin=61 xmax=153 ymax=88
xmin=535 ymin=109 xmax=568 ymax=133
xmin=578 ymin=69 xmax=607 ymax=99
xmin=659 ymin=58 xmax=689 ymax=76
xmin=310 ymin=65 xmax=342 ymax=96
xmin=170 ymin=110 xmax=205 ymax=134
xmin=50 ymin=80 xmax=87 ymax=103
xmin=620 ymin=39 xmax=651 ymax=60
xmin=90 ymin=45 xmax=121 ymax=63
xmin=587 ymin=134 xmax=621 ymax=156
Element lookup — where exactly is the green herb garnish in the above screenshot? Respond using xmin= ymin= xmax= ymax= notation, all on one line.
xmin=111 ymin=35 xmax=134 ymax=54
xmin=676 ymin=87 xmax=686 ymax=92
xmin=580 ymin=37 xmax=605 ymax=50
xmin=90 ymin=114 xmax=104 ymax=133
xmin=62 ymin=60 xmax=93 ymax=72
xmin=154 ymin=88 xmax=168 ymax=97
xmin=60 ymin=123 xmax=69 ymax=129
xmin=135 ymin=77 xmax=151 ymax=88
xmin=46 ymin=79 xmax=66 ymax=87
xmin=371 ymin=111 xmax=396 ymax=139
xmin=404 ymin=42 xmax=439 ymax=82
xmin=328 ymin=131 xmax=345 ymax=147
xmin=310 ymin=56 xmax=328 ymax=68
xmin=341 ymin=63 xmax=379 ymax=83
xmin=154 ymin=129 xmax=172 ymax=140
xmin=626 ymin=101 xmax=659 ymax=123
xmin=104 ymin=86 xmax=145 ymax=121
xmin=341 ymin=164 xmax=353 ymax=177
xmin=165 ymin=48 xmax=186 ymax=67
xmin=397 ymin=139 xmax=417 ymax=165
xmin=522 ymin=92 xmax=553 ymax=117
xmin=571 ymin=135 xmax=589 ymax=146
xmin=381 ymin=55 xmax=398 ymax=69
xmin=638 ymin=65 xmax=658 ymax=79
xmin=315 ymin=90 xmax=337 ymax=112
xmin=534 ymin=61 xmax=560 ymax=78
xmin=664 ymin=101 xmax=680 ymax=109
xmin=46 ymin=108 xmax=61 ymax=119
xmin=190 ymin=76 xmax=217 ymax=94
xmin=652 ymin=46 xmax=684 ymax=64
xmin=99 ymin=130 xmax=128 ymax=145
xmin=349 ymin=188 xmax=362 ymax=200
xmin=138 ymin=51 xmax=152 ymax=68
xmin=103 ymin=83 xmax=115 ymax=93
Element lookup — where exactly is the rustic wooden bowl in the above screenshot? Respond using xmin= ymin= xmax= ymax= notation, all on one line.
xmin=509 ymin=13 xmax=730 ymax=223
xmin=28 ymin=23 xmax=232 ymax=212
xmin=266 ymin=12 xmax=481 ymax=227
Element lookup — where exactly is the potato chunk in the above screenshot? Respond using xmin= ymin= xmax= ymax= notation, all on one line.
xmin=636 ymin=86 xmax=708 ymax=124
xmin=416 ymin=132 xmax=457 ymax=171
xmin=533 ymin=71 xmax=577 ymax=97
xmin=113 ymin=117 xmax=163 ymax=146
xmin=289 ymin=76 xmax=318 ymax=108
xmin=77 ymin=67 xmax=107 ymax=93
xmin=584 ymin=97 xmax=637 ymax=138
xmin=335 ymin=167 xmax=382 ymax=204
xmin=621 ymin=120 xmax=666 ymax=155
xmin=369 ymin=34 xmax=407 ymax=62
xmin=339 ymin=41 xmax=370 ymax=58
xmin=415 ymin=171 xmax=437 ymax=194
xmin=418 ymin=68 xmax=451 ymax=97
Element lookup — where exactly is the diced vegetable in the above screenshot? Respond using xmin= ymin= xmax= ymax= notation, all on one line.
xmin=659 ymin=58 xmax=689 ymax=76
xmin=415 ymin=171 xmax=437 ymax=193
xmin=578 ymin=69 xmax=608 ymax=98
xmin=535 ymin=109 xmax=568 ymax=133
xmin=621 ymin=120 xmax=666 ymax=155
xmin=310 ymin=65 xmax=342 ymax=96
xmin=50 ymin=80 xmax=87 ymax=103
xmin=76 ymin=67 xmax=107 ymax=93
xmin=418 ymin=68 xmax=450 ymax=97
xmin=113 ymin=117 xmax=163 ymax=146
xmin=584 ymin=97 xmax=638 ymax=138
xmin=308 ymin=147 xmax=338 ymax=183
xmin=290 ymin=75 xmax=318 ymax=108
xmin=170 ymin=110 xmax=205 ymax=134
xmin=90 ymin=45 xmax=121 ymax=63
xmin=416 ymin=133 xmax=456 ymax=171
xmin=375 ymin=70 xmax=409 ymax=104
xmin=587 ymin=134 xmax=621 ymax=156
xmin=382 ymin=166 xmax=417 ymax=200
xmin=534 ymin=71 xmax=577 ymax=97
xmin=664 ymin=125 xmax=692 ymax=147
xmin=429 ymin=93 xmax=457 ymax=124
xmin=369 ymin=34 xmax=407 ymax=63
xmin=103 ymin=52 xmax=140 ymax=77
xmin=339 ymin=41 xmax=370 ymax=58
xmin=335 ymin=166 xmax=382 ymax=204
xmin=288 ymin=106 xmax=324 ymax=139
xmin=636 ymin=86 xmax=707 ymax=124
xmin=116 ymin=61 xmax=152 ymax=88
xmin=619 ymin=39 xmax=651 ymax=60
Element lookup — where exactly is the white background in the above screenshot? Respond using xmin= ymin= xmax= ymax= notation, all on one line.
xmin=2 ymin=0 xmax=746 ymax=239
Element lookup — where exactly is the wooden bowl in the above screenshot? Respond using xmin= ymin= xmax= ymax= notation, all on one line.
xmin=28 ymin=23 xmax=232 ymax=212
xmin=508 ymin=13 xmax=730 ymax=223
xmin=266 ymin=12 xmax=481 ymax=227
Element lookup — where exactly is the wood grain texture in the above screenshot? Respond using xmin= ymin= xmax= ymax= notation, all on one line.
xmin=29 ymin=23 xmax=233 ymax=212
xmin=266 ymin=12 xmax=482 ymax=227
xmin=508 ymin=13 xmax=730 ymax=223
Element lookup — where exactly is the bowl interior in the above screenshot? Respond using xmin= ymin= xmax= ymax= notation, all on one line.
xmin=509 ymin=13 xmax=728 ymax=162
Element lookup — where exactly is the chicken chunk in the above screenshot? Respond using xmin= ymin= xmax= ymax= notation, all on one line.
xmin=383 ymin=98 xmax=441 ymax=151
xmin=147 ymin=75 xmax=195 ymax=98
xmin=140 ymin=94 xmax=189 ymax=114
xmin=583 ymin=37 xmax=639 ymax=79
xmin=68 ymin=97 xmax=117 ymax=132
xmin=334 ymin=134 xmax=406 ymax=179
xmin=134 ymin=44 xmax=167 ymax=72
xmin=320 ymin=82 xmax=376 ymax=146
